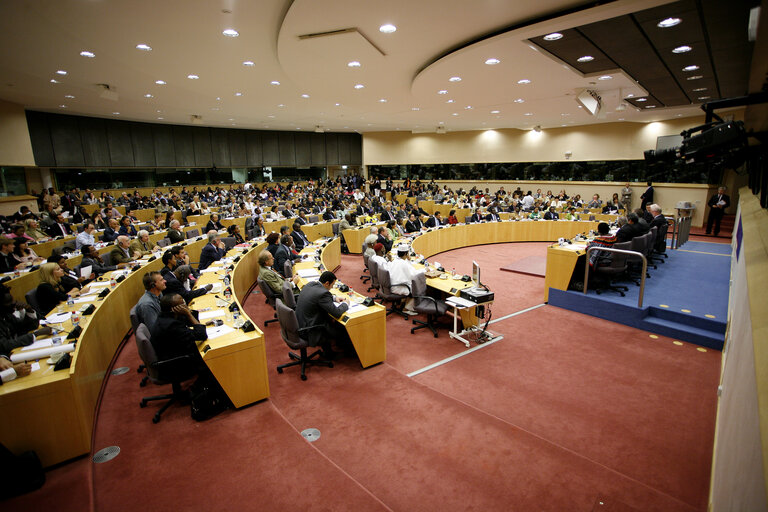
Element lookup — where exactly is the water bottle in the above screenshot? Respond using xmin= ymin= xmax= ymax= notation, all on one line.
xmin=224 ymin=287 xmax=232 ymax=301
xmin=67 ymin=296 xmax=74 ymax=307
xmin=72 ymin=311 xmax=81 ymax=326
xmin=110 ymin=277 xmax=116 ymax=289
xmin=223 ymin=275 xmax=230 ymax=286
xmin=232 ymin=310 xmax=240 ymax=327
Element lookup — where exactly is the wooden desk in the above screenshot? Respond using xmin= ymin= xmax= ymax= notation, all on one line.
xmin=543 ymin=243 xmax=587 ymax=302
xmin=343 ymin=223 xmax=386 ymax=254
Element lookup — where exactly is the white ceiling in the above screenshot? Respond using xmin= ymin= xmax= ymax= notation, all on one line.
xmin=0 ymin=0 xmax=737 ymax=134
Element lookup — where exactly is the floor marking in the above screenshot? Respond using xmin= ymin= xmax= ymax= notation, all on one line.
xmin=488 ymin=303 xmax=546 ymax=325
xmin=676 ymin=249 xmax=731 ymax=257
xmin=407 ymin=304 xmax=545 ymax=378
xmin=705 ymin=314 xmax=716 ymax=319
xmin=697 ymin=347 xmax=708 ymax=352
xmin=673 ymin=341 xmax=683 ymax=346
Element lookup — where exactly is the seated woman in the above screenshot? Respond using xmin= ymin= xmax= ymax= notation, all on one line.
xmin=528 ymin=207 xmax=542 ymax=220
xmin=8 ymin=224 xmax=35 ymax=242
xmin=446 ymin=209 xmax=459 ymax=225
xmin=47 ymin=254 xmax=94 ymax=289
xmin=36 ymin=262 xmax=81 ymax=315
xmin=24 ymin=219 xmax=49 ymax=241
xmin=227 ymin=224 xmax=246 ymax=244
xmin=118 ymin=215 xmax=137 ymax=237
xmin=12 ymin=238 xmax=45 ymax=268
xmin=265 ymin=232 xmax=280 ymax=256
xmin=206 ymin=213 xmax=224 ymax=232
xmin=91 ymin=211 xmax=107 ymax=230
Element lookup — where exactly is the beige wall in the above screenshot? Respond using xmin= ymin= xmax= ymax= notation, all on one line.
xmin=0 ymin=99 xmax=35 ymax=166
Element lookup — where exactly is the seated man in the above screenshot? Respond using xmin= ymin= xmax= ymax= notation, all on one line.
xmin=129 ymin=230 xmax=161 ymax=257
xmin=370 ymin=243 xmax=389 ymax=271
xmin=164 ymin=265 xmax=211 ymax=304
xmin=295 ymin=270 xmax=352 ymax=358
xmin=587 ymin=194 xmax=602 ymax=208
xmin=485 ymin=207 xmax=501 ymax=222
xmin=110 ymin=235 xmax=138 ymax=265
xmin=388 ymin=245 xmax=424 ymax=316
xmin=198 ymin=231 xmax=227 ymax=270
xmin=257 ymin=250 xmax=300 ymax=296
xmin=615 ymin=213 xmax=642 ymax=242
xmin=543 ymin=206 xmax=559 ymax=220
xmin=290 ymin=222 xmax=311 ymax=252
xmin=81 ymin=244 xmax=128 ymax=275
xmin=75 ymin=222 xmax=96 ymax=250
xmin=602 ymin=201 xmax=620 ymax=214
xmin=149 ymin=293 xmax=208 ymax=375
xmin=135 ymin=271 xmax=166 ymax=330
xmin=102 ymin=218 xmax=119 ymax=243
xmin=376 ymin=226 xmax=393 ymax=253
xmin=404 ymin=213 xmax=422 ymax=233
xmin=468 ymin=209 xmax=483 ymax=223
xmin=274 ymin=234 xmax=302 ymax=277
xmin=167 ymin=219 xmax=185 ymax=244
xmin=586 ymin=222 xmax=617 ymax=269
xmin=425 ymin=212 xmax=443 ymax=228
xmin=0 ymin=237 xmax=23 ymax=273
xmin=46 ymin=214 xmax=72 ymax=238
xmin=648 ymin=204 xmax=666 ymax=230
xmin=0 ymin=286 xmax=49 ymax=356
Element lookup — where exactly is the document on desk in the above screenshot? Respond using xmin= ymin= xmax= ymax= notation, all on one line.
xmin=199 ymin=267 xmax=220 ymax=274
xmin=72 ymin=296 xmax=96 ymax=304
xmin=20 ymin=339 xmax=54 ymax=351
xmin=297 ymin=268 xmax=320 ymax=278
xmin=445 ymin=296 xmax=477 ymax=308
xmin=199 ymin=309 xmax=225 ymax=320
xmin=206 ymin=324 xmax=235 ymax=340
xmin=346 ymin=303 xmax=368 ymax=314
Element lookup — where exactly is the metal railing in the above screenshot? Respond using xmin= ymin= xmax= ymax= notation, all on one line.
xmin=584 ymin=247 xmax=648 ymax=308
xmin=672 ymin=216 xmax=691 ymax=249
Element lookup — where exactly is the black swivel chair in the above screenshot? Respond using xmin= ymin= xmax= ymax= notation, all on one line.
xmin=275 ymin=298 xmax=333 ymax=381
xmin=135 ymin=324 xmax=197 ymax=423
xmin=590 ymin=244 xmax=630 ymax=296
xmin=281 ymin=280 xmax=297 ymax=309
xmin=410 ymin=273 xmax=449 ymax=337
xmin=367 ymin=257 xmax=380 ymax=293
xmin=185 ymin=228 xmax=200 ymax=239
xmin=256 ymin=278 xmax=280 ymax=326
xmin=101 ymin=252 xmax=112 ymax=267
xmin=129 ymin=305 xmax=149 ymax=386
xmin=156 ymin=238 xmax=171 ymax=248
xmin=360 ymin=243 xmax=371 ymax=283
xmin=24 ymin=289 xmax=42 ymax=317
xmin=377 ymin=266 xmax=409 ymax=319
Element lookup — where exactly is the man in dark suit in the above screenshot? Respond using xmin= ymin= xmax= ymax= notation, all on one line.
xmin=706 ymin=186 xmax=730 ymax=236
xmin=380 ymin=204 xmax=396 ymax=222
xmin=149 ymin=293 xmax=208 ymax=375
xmin=198 ymin=231 xmax=226 ymax=270
xmin=46 ymin=214 xmax=71 ymax=238
xmin=425 ymin=212 xmax=443 ymax=228
xmin=468 ymin=210 xmax=483 ymax=223
xmin=640 ymin=181 xmax=654 ymax=211
xmin=167 ymin=220 xmax=185 ymax=244
xmin=376 ymin=226 xmax=393 ymax=253
xmin=633 ymin=209 xmax=650 ymax=233
xmin=290 ymin=222 xmax=310 ymax=251
xmin=102 ymin=218 xmax=119 ymax=242
xmin=615 ymin=213 xmax=642 ymax=242
xmin=295 ymin=271 xmax=351 ymax=357
xmin=649 ymin=204 xmax=666 ymax=231
xmin=485 ymin=208 xmax=501 ymax=222
xmin=543 ymin=206 xmax=559 ymax=220
xmin=404 ymin=213 xmax=422 ymax=233
xmin=274 ymin=234 xmax=301 ymax=277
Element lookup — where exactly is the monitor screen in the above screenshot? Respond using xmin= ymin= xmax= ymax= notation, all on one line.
xmin=472 ymin=260 xmax=480 ymax=286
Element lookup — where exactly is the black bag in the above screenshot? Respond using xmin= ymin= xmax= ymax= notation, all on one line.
xmin=189 ymin=373 xmax=231 ymax=421
xmin=0 ymin=443 xmax=45 ymax=498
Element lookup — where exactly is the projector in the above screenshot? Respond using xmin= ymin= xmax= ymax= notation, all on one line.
xmin=460 ymin=287 xmax=494 ymax=304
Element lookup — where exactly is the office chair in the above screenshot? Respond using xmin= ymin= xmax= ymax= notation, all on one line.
xmin=101 ymin=252 xmax=112 ymax=267
xmin=135 ymin=324 xmax=197 ymax=424
xmin=590 ymin=246 xmax=630 ymax=297
xmin=367 ymin=257 xmax=380 ymax=293
xmin=361 ymin=244 xmax=370 ymax=283
xmin=377 ymin=266 xmax=409 ymax=319
xmin=220 ymin=236 xmax=236 ymax=251
xmin=283 ymin=260 xmax=293 ymax=278
xmin=410 ymin=273 xmax=449 ymax=337
xmin=129 ymin=305 xmax=149 ymax=386
xmin=157 ymin=238 xmax=171 ymax=248
xmin=256 ymin=278 xmax=280 ymax=326
xmin=275 ymin=299 xmax=333 ymax=381
xmin=308 ymin=214 xmax=319 ymax=223
xmin=24 ymin=289 xmax=42 ymax=317
xmin=281 ymin=280 xmax=297 ymax=309
xmin=185 ymin=228 xmax=200 ymax=239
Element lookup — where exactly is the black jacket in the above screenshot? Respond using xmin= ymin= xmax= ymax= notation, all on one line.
xmin=295 ymin=281 xmax=348 ymax=347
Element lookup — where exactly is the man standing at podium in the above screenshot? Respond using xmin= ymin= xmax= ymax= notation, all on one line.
xmin=706 ymin=186 xmax=730 ymax=237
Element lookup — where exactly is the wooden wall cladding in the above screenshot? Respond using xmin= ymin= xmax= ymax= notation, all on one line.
xmin=25 ymin=111 xmax=362 ymax=168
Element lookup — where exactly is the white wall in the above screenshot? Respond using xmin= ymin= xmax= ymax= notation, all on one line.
xmin=0 ymin=99 xmax=35 ymax=166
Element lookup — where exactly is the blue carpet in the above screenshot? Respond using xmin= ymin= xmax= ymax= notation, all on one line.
xmin=548 ymin=241 xmax=731 ymax=349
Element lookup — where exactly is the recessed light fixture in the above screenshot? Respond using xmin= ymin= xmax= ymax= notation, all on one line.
xmin=636 ymin=98 xmax=647 ymax=102
xmin=683 ymin=65 xmax=700 ymax=71
xmin=514 ymin=98 xmax=524 ymax=103
xmin=211 ymin=107 xmax=220 ymax=111
xmin=59 ymin=104 xmax=67 ymax=108
xmin=347 ymin=61 xmax=361 ymax=67
xmin=112 ymin=112 xmax=120 ymax=115
xmin=577 ymin=55 xmax=594 ymax=62
xmin=267 ymin=115 xmax=275 ymax=118
xmin=155 ymin=80 xmax=166 ymax=85
xmin=64 ymin=94 xmax=75 ymax=99
xmin=216 ymin=97 xmax=221 ymax=101
xmin=301 ymin=94 xmax=310 ymax=98
xmin=50 ymin=79 xmax=59 ymax=84
xmin=411 ymin=107 xmax=419 ymax=111
xmin=379 ymin=98 xmax=387 ymax=103
xmin=657 ymin=17 xmax=682 ymax=28
xmin=673 ymin=45 xmax=692 ymax=53
xmin=144 ymin=93 xmax=153 ymax=98
xmin=446 ymin=99 xmax=455 ymax=103
xmin=451 ymin=113 xmax=458 ymax=116
xmin=136 ymin=44 xmax=152 ymax=51
xmin=156 ymin=110 xmax=162 ymax=113
xmin=437 ymin=90 xmax=448 ymax=94
xmin=243 ymin=61 xmax=255 ymax=66
xmin=517 ymin=79 xmax=531 ymax=85
xmin=692 ymin=87 xmax=707 ymax=92
xmin=157 ymin=117 xmax=163 ymax=120
xmin=80 ymin=50 xmax=95 ymax=58
xmin=379 ymin=24 xmax=397 ymax=33
xmin=277 ymin=104 xmax=285 ymax=107
xmin=465 ymin=105 xmax=473 ymax=109
xmin=56 ymin=70 xmax=67 ymax=75
xmin=698 ymin=96 xmax=711 ymax=100
xmin=598 ymin=75 xmax=613 ymax=80
xmin=270 ymin=81 xmax=280 ymax=86
xmin=561 ymin=113 xmax=570 ymax=116
xmin=490 ymin=110 xmax=500 ymax=114
xmin=524 ymin=112 xmax=533 ymax=116
xmin=449 ymin=76 xmax=462 ymax=82
xmin=618 ymin=118 xmax=625 ymax=121
xmin=645 ymin=105 xmax=656 ymax=108
xmin=543 ymin=32 xmax=563 ymax=41
xmin=335 ymin=103 xmax=341 ymax=106
xmin=626 ymin=93 xmax=634 ymax=98
xmin=485 ymin=58 xmax=500 ymax=65
xmin=234 ymin=92 xmax=242 ymax=96
xmin=354 ymin=84 xmax=364 ymax=89
xmin=187 ymin=74 xmax=199 ymax=79
xmin=222 ymin=28 xmax=239 ymax=37
xmin=686 ymin=75 xmax=703 ymax=80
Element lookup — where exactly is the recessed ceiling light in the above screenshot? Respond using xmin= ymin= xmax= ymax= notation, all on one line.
xmin=636 ymin=97 xmax=647 ymax=102
xmin=524 ymin=112 xmax=533 ymax=116
xmin=64 ymin=94 xmax=75 ymax=99
xmin=187 ymin=74 xmax=199 ymax=79
xmin=222 ymin=28 xmax=239 ymax=37
xmin=267 ymin=115 xmax=275 ymax=118
xmin=411 ymin=107 xmax=420 ymax=111
xmin=270 ymin=81 xmax=280 ymax=86
xmin=645 ymin=105 xmax=656 ymax=108
xmin=278 ymin=104 xmax=285 ymax=107
xmin=485 ymin=58 xmax=500 ymax=65
xmin=449 ymin=76 xmax=462 ymax=82
xmin=626 ymin=93 xmax=634 ymax=98
xmin=438 ymin=121 xmax=444 ymax=125
xmin=698 ymin=96 xmax=711 ymax=100
xmin=577 ymin=55 xmax=594 ymax=62
xmin=438 ymin=90 xmax=448 ymax=94
xmin=80 ymin=50 xmax=95 ymax=58
xmin=157 ymin=117 xmax=163 ymax=120
xmin=211 ymin=107 xmax=220 ymax=111
xmin=112 ymin=112 xmax=120 ymax=115
xmin=683 ymin=65 xmax=700 ymax=71
xmin=379 ymin=24 xmax=397 ymax=33
xmin=514 ymin=98 xmax=524 ymax=103
xmin=465 ymin=105 xmax=473 ymax=109
xmin=543 ymin=32 xmax=563 ymax=41
xmin=50 ymin=79 xmax=59 ymax=84
xmin=144 ymin=93 xmax=153 ymax=98
xmin=657 ymin=17 xmax=682 ymax=28
xmin=155 ymin=80 xmax=166 ymax=85
xmin=673 ymin=45 xmax=692 ymax=53
xmin=136 ymin=44 xmax=152 ymax=51
xmin=215 ymin=97 xmax=221 ymax=101
xmin=451 ymin=113 xmax=458 ymax=116
xmin=686 ymin=75 xmax=703 ymax=80
xmin=243 ymin=61 xmax=255 ymax=66
xmin=692 ymin=87 xmax=707 ymax=92
xmin=618 ymin=118 xmax=625 ymax=121
xmin=56 ymin=70 xmax=67 ymax=75
xmin=379 ymin=98 xmax=387 ymax=103
xmin=347 ymin=61 xmax=361 ymax=67
xmin=59 ymin=104 xmax=67 ymax=108
xmin=301 ymin=94 xmax=310 ymax=98
xmin=335 ymin=103 xmax=341 ymax=106
xmin=228 ymin=118 xmax=235 ymax=121
xmin=234 ymin=92 xmax=242 ymax=96
xmin=354 ymin=84 xmax=364 ymax=89
xmin=446 ymin=99 xmax=454 ymax=103
xmin=156 ymin=110 xmax=162 ymax=113
xmin=517 ymin=79 xmax=531 ymax=85
xmin=598 ymin=75 xmax=613 ymax=80
xmin=561 ymin=113 xmax=570 ymax=116
xmin=490 ymin=110 xmax=500 ymax=114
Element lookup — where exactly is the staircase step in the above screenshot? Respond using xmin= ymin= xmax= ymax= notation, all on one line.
xmin=647 ymin=307 xmax=726 ymax=333
xmin=640 ymin=316 xmax=724 ymax=350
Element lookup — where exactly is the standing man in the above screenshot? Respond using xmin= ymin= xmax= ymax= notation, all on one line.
xmin=621 ymin=182 xmax=632 ymax=211
xmin=706 ymin=186 xmax=730 ymax=237
xmin=640 ymin=181 xmax=654 ymax=212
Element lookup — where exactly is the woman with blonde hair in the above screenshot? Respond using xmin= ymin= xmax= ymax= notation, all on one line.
xmin=36 ymin=262 xmax=80 ymax=315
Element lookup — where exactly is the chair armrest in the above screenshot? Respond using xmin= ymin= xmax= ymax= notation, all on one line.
xmin=413 ymin=295 xmax=442 ymax=315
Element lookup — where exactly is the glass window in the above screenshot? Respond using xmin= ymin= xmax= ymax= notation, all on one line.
xmin=0 ymin=167 xmax=28 ymax=196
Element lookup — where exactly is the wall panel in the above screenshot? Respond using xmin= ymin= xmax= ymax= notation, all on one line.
xmin=130 ymin=122 xmax=156 ymax=167
xmin=25 ymin=111 xmax=55 ymax=167
xmin=78 ymin=117 xmax=110 ymax=167
xmin=152 ymin=124 xmax=175 ymax=167
xmin=325 ymin=133 xmax=339 ymax=165
xmin=228 ymin=129 xmax=247 ymax=167
xmin=49 ymin=115 xmax=84 ymax=167
xmin=211 ymin=128 xmax=231 ymax=167
xmin=310 ymin=133 xmax=325 ymax=166
xmin=173 ymin=126 xmax=195 ymax=167
xmin=295 ymin=132 xmax=311 ymax=167
xmin=106 ymin=121 xmax=134 ymax=166
xmin=192 ymin=127 xmax=213 ymax=167
xmin=278 ymin=132 xmax=296 ymax=166
xmin=262 ymin=132 xmax=279 ymax=166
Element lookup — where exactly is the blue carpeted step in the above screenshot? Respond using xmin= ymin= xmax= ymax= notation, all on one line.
xmin=646 ymin=306 xmax=726 ymax=333
xmin=640 ymin=315 xmax=724 ymax=350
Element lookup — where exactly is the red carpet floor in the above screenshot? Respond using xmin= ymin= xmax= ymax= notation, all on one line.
xmin=6 ymin=242 xmax=720 ymax=512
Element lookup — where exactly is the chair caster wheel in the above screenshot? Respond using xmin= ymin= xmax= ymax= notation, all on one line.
xmin=301 ymin=374 xmax=307 ymax=381
xmin=152 ymin=416 xmax=160 ymax=424
xmin=277 ymin=368 xmax=283 ymax=374
xmin=140 ymin=401 xmax=147 ymax=408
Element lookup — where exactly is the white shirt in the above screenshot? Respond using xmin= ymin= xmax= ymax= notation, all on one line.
xmin=371 ymin=254 xmax=388 ymax=271
xmin=388 ymin=257 xmax=424 ymax=296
